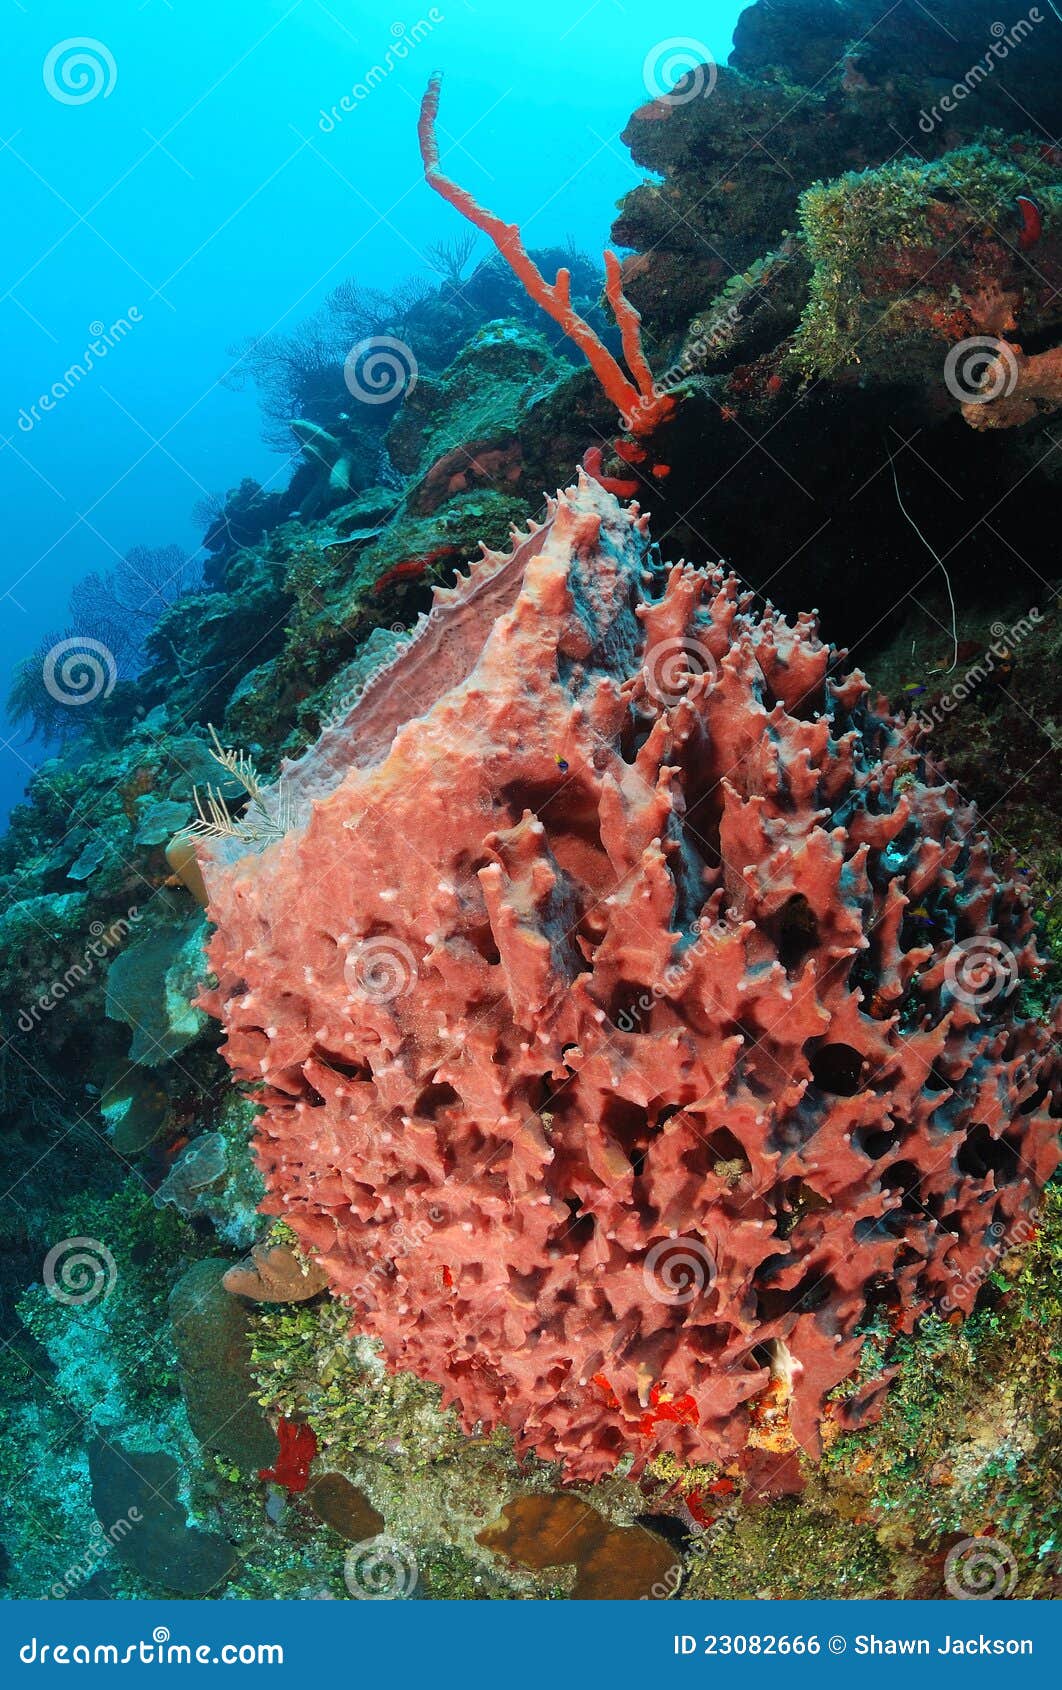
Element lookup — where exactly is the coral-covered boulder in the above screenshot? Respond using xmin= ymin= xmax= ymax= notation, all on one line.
xmin=169 ymin=1260 xmax=279 ymax=1471
xmin=88 ymin=1439 xmax=240 ymax=1596
xmin=201 ymin=476 xmax=1060 ymax=1483
xmin=105 ymin=913 xmax=209 ymax=1064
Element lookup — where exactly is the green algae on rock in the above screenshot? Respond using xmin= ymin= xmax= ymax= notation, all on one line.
xmin=792 ymin=140 xmax=1062 ymax=381
xmin=385 ymin=320 xmax=569 ymax=513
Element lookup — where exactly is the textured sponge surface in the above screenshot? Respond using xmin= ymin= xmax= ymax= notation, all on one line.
xmin=202 ymin=476 xmax=1061 ymax=1483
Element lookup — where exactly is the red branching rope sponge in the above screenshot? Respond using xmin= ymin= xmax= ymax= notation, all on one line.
xmin=201 ymin=478 xmax=1061 ymax=1488
xmin=417 ymin=73 xmax=674 ymax=440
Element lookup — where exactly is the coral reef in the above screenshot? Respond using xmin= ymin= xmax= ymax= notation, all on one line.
xmin=2 ymin=0 xmax=1061 ymax=1605
xmin=419 ymin=76 xmax=673 ymax=442
xmin=105 ymin=914 xmax=208 ymax=1064
xmin=615 ymin=0 xmax=1062 ymax=342
xmin=201 ymin=474 xmax=1060 ymax=1485
xmin=789 ymin=141 xmax=1062 ymax=394
xmin=88 ymin=1439 xmax=240 ymax=1596
xmin=169 ymin=1260 xmax=279 ymax=1470
xmin=599 ymin=7 xmax=1062 ymax=646
xmin=386 ymin=322 xmax=570 ymax=514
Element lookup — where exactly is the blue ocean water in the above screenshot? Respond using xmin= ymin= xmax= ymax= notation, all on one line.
xmin=0 ymin=0 xmax=741 ymax=821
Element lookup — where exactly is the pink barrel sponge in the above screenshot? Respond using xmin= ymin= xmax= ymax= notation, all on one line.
xmin=200 ymin=475 xmax=1060 ymax=1483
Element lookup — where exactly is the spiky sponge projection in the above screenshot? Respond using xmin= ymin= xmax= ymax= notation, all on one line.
xmin=201 ymin=476 xmax=1060 ymax=1483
